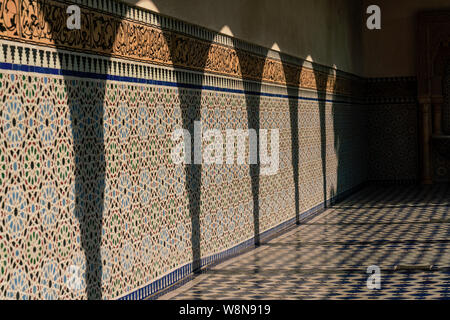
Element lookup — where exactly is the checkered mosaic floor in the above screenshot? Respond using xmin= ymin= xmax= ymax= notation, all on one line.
xmin=159 ymin=185 xmax=450 ymax=300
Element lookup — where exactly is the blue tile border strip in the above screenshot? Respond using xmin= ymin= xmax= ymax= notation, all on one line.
xmin=0 ymin=62 xmax=359 ymax=105
xmin=118 ymin=182 xmax=367 ymax=300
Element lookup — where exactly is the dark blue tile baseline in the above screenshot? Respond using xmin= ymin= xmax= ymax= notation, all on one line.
xmin=123 ymin=183 xmax=366 ymax=300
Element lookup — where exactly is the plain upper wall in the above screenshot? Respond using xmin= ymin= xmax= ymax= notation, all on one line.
xmin=363 ymin=0 xmax=450 ymax=77
xmin=123 ymin=0 xmax=365 ymax=75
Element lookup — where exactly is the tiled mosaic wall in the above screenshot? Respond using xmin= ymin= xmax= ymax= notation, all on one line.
xmin=444 ymin=63 xmax=450 ymax=135
xmin=436 ymin=63 xmax=450 ymax=181
xmin=367 ymin=76 xmax=450 ymax=183
xmin=0 ymin=0 xmax=367 ymax=299
xmin=367 ymin=77 xmax=419 ymax=182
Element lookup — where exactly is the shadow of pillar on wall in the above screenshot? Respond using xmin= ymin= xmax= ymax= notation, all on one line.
xmin=62 ymin=64 xmax=107 ymax=300
xmin=39 ymin=0 xmax=216 ymax=298
xmin=40 ymin=2 xmax=121 ymax=299
xmin=313 ymin=69 xmax=331 ymax=207
xmin=232 ymin=40 xmax=268 ymax=246
xmin=313 ymin=65 xmax=353 ymax=211
xmin=280 ymin=58 xmax=303 ymax=225
xmin=40 ymin=0 xmax=162 ymax=299
xmin=330 ymin=80 xmax=342 ymax=202
xmin=161 ymin=27 xmax=217 ymax=273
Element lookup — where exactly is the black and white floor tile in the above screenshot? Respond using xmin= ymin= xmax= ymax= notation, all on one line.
xmin=160 ymin=185 xmax=450 ymax=300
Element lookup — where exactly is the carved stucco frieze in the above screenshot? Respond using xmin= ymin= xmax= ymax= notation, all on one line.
xmin=0 ymin=0 xmax=358 ymax=95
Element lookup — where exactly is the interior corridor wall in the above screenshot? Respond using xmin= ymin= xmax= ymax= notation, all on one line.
xmin=0 ymin=0 xmax=367 ymax=299
xmin=125 ymin=0 xmax=365 ymax=76
xmin=362 ymin=0 xmax=450 ymax=182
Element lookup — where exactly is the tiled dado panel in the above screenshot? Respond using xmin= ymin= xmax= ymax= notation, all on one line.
xmin=366 ymin=77 xmax=419 ymax=182
xmin=437 ymin=64 xmax=450 ymax=182
xmin=367 ymin=76 xmax=450 ymax=183
xmin=443 ymin=63 xmax=450 ymax=134
xmin=0 ymin=0 xmax=367 ymax=300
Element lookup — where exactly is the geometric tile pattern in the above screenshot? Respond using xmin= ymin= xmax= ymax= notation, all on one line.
xmin=0 ymin=66 xmax=366 ymax=299
xmin=0 ymin=0 xmax=367 ymax=300
xmin=436 ymin=64 xmax=450 ymax=182
xmin=443 ymin=63 xmax=450 ymax=135
xmin=368 ymin=103 xmax=418 ymax=182
xmin=0 ymin=0 xmax=442 ymax=300
xmin=161 ymin=185 xmax=450 ymax=300
xmin=367 ymin=74 xmax=449 ymax=183
xmin=366 ymin=78 xmax=419 ymax=182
